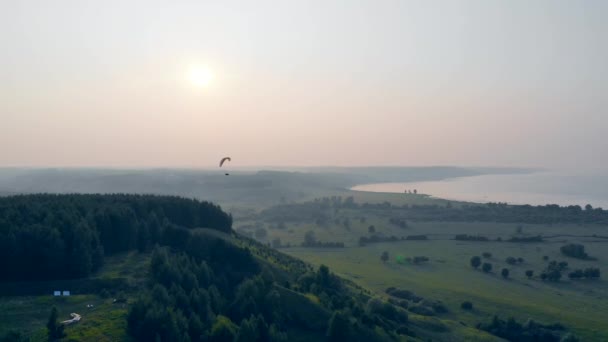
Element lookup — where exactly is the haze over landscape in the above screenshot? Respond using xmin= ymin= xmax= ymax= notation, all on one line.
xmin=2 ymin=0 xmax=607 ymax=168
xmin=1 ymin=2 xmax=608 ymax=342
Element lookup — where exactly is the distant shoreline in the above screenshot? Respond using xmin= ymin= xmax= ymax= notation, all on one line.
xmin=350 ymin=172 xmax=608 ymax=209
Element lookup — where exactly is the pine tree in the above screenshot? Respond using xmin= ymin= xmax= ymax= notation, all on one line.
xmin=47 ymin=307 xmax=66 ymax=341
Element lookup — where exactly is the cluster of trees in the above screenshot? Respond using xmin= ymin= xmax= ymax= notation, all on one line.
xmin=506 ymin=257 xmax=525 ymax=265
xmin=477 ymin=316 xmax=576 ymax=342
xmin=470 ymin=256 xmax=494 ymax=273
xmin=128 ymin=235 xmax=415 ymax=342
xmin=568 ymin=268 xmax=601 ymax=280
xmin=385 ymin=287 xmax=446 ymax=317
xmin=540 ymin=261 xmax=569 ymax=282
xmin=560 ymin=244 xmax=594 ymax=260
xmin=0 ymin=194 xmax=231 ymax=281
xmin=455 ymin=234 xmax=489 ymax=241
xmin=127 ymin=245 xmax=283 ymax=341
xmin=410 ymin=256 xmax=429 ymax=264
xmin=301 ymin=231 xmax=345 ymax=248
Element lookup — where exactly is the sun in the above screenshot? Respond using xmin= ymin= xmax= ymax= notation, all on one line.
xmin=188 ymin=66 xmax=214 ymax=88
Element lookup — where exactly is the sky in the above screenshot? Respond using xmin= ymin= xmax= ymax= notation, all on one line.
xmin=1 ymin=0 xmax=607 ymax=169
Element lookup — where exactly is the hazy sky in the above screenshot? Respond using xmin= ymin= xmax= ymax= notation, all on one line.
xmin=2 ymin=0 xmax=606 ymax=169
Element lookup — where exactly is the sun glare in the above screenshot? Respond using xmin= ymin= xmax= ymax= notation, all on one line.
xmin=188 ymin=66 xmax=214 ymax=88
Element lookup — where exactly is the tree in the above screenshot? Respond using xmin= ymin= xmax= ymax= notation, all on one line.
xmin=47 ymin=307 xmax=66 ymax=341
xmin=482 ymin=252 xmax=492 ymax=259
xmin=271 ymin=238 xmax=282 ymax=249
xmin=235 ymin=316 xmax=259 ymax=342
xmin=381 ymin=251 xmax=389 ymax=263
xmin=209 ymin=316 xmax=237 ymax=342
xmin=501 ymin=268 xmax=509 ymax=279
xmin=482 ymin=263 xmax=492 ymax=273
xmin=470 ymin=256 xmax=482 ymax=269
xmin=303 ymin=231 xmax=316 ymax=247
xmin=326 ymin=311 xmax=351 ymax=341
xmin=368 ymin=225 xmax=376 ymax=234
xmin=525 ymin=270 xmax=534 ymax=279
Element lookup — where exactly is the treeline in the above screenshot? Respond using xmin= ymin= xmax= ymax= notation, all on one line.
xmin=477 ymin=316 xmax=576 ymax=342
xmin=0 ymin=194 xmax=232 ymax=281
xmin=359 ymin=234 xmax=401 ymax=246
xmin=261 ymin=198 xmax=608 ymax=225
xmin=455 ymin=234 xmax=489 ymax=241
xmin=360 ymin=202 xmax=608 ymax=225
xmin=302 ymin=231 xmax=345 ymax=248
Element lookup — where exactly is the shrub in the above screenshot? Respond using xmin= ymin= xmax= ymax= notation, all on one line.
xmin=482 ymin=263 xmax=493 ymax=273
xmin=501 ymin=268 xmax=509 ymax=278
xmin=525 ymin=270 xmax=534 ymax=279
xmin=461 ymin=301 xmax=473 ymax=310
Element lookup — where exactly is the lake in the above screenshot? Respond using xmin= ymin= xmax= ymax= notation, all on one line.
xmin=351 ymin=170 xmax=608 ymax=208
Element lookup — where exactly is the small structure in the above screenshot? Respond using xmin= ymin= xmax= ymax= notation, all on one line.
xmin=62 ymin=291 xmax=71 ymax=296
xmin=53 ymin=291 xmax=61 ymax=296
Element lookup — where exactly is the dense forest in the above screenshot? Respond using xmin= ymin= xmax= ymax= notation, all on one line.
xmin=0 ymin=194 xmax=231 ymax=281
xmin=260 ymin=196 xmax=608 ymax=225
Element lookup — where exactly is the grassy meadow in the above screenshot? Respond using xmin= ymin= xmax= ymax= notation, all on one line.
xmin=242 ymin=191 xmax=608 ymax=341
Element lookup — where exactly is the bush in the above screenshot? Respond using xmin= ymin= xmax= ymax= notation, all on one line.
xmin=470 ymin=256 xmax=482 ymax=269
xmin=501 ymin=268 xmax=509 ymax=278
xmin=461 ymin=301 xmax=473 ymax=310
xmin=525 ymin=270 xmax=534 ymax=279
xmin=482 ymin=252 xmax=492 ymax=259
xmin=482 ymin=263 xmax=493 ymax=273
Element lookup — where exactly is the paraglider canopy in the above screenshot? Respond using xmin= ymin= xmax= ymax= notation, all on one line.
xmin=219 ymin=157 xmax=231 ymax=167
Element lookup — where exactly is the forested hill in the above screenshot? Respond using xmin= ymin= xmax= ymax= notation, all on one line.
xmin=0 ymin=194 xmax=434 ymax=341
xmin=0 ymin=194 xmax=231 ymax=281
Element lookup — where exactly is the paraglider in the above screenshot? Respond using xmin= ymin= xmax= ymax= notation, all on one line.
xmin=219 ymin=157 xmax=231 ymax=167
xmin=220 ymin=157 xmax=231 ymax=176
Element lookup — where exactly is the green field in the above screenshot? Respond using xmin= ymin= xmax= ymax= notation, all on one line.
xmin=0 ymin=252 xmax=149 ymax=341
xmin=245 ymin=192 xmax=608 ymax=341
